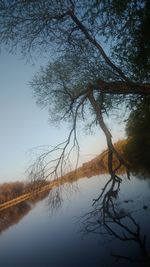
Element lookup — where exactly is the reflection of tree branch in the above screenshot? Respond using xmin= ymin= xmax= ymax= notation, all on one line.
xmin=46 ymin=188 xmax=63 ymax=214
xmin=112 ymin=254 xmax=144 ymax=264
xmin=81 ymin=177 xmax=150 ymax=265
xmin=82 ymin=200 xmax=150 ymax=264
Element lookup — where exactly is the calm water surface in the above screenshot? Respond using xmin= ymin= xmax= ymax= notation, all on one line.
xmin=0 ymin=175 xmax=150 ymax=267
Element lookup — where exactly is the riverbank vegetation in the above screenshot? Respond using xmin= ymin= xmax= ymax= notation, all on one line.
xmin=1 ymin=136 xmax=147 ymax=205
xmin=0 ymin=180 xmax=50 ymax=204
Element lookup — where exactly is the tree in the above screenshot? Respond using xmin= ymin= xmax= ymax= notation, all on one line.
xmin=0 ymin=0 xmax=150 ymax=182
xmin=124 ymin=96 xmax=150 ymax=173
xmin=1 ymin=3 xmax=150 ymax=264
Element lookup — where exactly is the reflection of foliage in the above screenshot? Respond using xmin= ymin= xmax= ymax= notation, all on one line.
xmin=0 ymin=202 xmax=30 ymax=234
xmin=124 ymin=96 xmax=150 ymax=173
xmin=0 ymin=190 xmax=49 ymax=234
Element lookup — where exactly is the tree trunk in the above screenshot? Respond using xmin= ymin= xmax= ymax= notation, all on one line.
xmin=88 ymin=91 xmax=129 ymax=174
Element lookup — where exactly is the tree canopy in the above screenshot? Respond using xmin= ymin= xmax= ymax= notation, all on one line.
xmin=124 ymin=96 xmax=150 ymax=173
xmin=0 ymin=0 xmax=149 ymax=83
xmin=0 ymin=0 xmax=150 ymax=179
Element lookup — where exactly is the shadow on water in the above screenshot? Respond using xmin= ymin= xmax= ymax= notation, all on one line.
xmin=80 ymin=174 xmax=150 ymax=266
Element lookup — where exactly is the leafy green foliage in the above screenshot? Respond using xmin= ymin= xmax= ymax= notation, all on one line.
xmin=97 ymin=0 xmax=150 ymax=81
xmin=0 ymin=0 xmax=149 ymax=81
xmin=124 ymin=96 xmax=150 ymax=172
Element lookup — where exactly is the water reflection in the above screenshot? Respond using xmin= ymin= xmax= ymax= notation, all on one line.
xmin=0 ymin=191 xmax=49 ymax=234
xmin=0 ymin=202 xmax=30 ymax=234
xmin=80 ymin=169 xmax=150 ymax=266
xmin=0 ymin=161 xmax=150 ymax=267
xmin=81 ymin=194 xmax=150 ymax=266
xmin=0 ymin=174 xmax=149 ymax=267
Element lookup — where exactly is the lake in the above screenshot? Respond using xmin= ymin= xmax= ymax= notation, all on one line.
xmin=0 ymin=174 xmax=150 ymax=267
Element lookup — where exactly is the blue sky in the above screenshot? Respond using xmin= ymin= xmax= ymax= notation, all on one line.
xmin=0 ymin=50 xmax=125 ymax=183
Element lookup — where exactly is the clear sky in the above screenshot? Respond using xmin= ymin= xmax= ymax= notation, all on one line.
xmin=0 ymin=49 xmax=125 ymax=183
